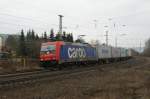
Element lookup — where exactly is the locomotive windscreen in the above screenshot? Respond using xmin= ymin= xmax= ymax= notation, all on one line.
xmin=40 ymin=45 xmax=56 ymax=54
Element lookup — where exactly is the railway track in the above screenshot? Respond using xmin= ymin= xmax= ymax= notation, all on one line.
xmin=0 ymin=69 xmax=50 ymax=87
xmin=0 ymin=57 xmax=139 ymax=88
xmin=0 ymin=65 xmax=98 ymax=88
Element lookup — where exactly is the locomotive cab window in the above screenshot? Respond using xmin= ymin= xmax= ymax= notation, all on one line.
xmin=40 ymin=45 xmax=56 ymax=54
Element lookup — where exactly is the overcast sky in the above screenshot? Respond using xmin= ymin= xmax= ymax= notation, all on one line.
xmin=0 ymin=0 xmax=149 ymax=48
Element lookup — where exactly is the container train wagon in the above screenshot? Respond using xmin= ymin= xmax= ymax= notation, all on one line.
xmin=96 ymin=44 xmax=131 ymax=63
xmin=40 ymin=41 xmax=131 ymax=68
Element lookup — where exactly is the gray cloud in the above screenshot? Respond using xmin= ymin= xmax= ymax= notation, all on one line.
xmin=0 ymin=0 xmax=149 ymax=47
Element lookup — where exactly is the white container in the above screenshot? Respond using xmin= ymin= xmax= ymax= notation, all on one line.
xmin=120 ymin=48 xmax=127 ymax=57
xmin=111 ymin=47 xmax=121 ymax=58
xmin=96 ymin=44 xmax=112 ymax=59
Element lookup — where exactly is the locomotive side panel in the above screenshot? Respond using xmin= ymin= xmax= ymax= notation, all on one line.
xmin=60 ymin=44 xmax=97 ymax=63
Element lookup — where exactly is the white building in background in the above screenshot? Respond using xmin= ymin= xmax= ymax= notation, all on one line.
xmin=0 ymin=34 xmax=9 ymax=52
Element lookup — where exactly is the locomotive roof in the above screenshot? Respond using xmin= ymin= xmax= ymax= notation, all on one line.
xmin=41 ymin=41 xmax=93 ymax=47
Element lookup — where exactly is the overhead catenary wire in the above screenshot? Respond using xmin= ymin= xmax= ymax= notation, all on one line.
xmin=0 ymin=11 xmax=148 ymax=33
xmin=0 ymin=12 xmax=57 ymax=26
xmin=0 ymin=11 xmax=148 ymax=44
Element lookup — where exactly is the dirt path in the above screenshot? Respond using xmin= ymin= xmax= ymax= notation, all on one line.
xmin=0 ymin=56 xmax=150 ymax=99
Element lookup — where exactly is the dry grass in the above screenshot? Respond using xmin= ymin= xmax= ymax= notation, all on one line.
xmin=0 ymin=59 xmax=40 ymax=73
xmin=0 ymin=57 xmax=150 ymax=99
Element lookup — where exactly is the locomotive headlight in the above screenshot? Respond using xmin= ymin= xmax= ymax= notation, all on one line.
xmin=47 ymin=51 xmax=50 ymax=54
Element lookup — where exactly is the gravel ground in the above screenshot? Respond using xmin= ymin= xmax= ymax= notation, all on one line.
xmin=0 ymin=56 xmax=150 ymax=99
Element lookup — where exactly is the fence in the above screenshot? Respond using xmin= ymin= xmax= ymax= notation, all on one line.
xmin=0 ymin=58 xmax=40 ymax=73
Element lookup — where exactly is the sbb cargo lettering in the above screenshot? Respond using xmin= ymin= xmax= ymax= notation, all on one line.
xmin=68 ymin=47 xmax=86 ymax=58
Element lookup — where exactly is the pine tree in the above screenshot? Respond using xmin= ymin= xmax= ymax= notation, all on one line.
xmin=28 ymin=29 xmax=32 ymax=40
xmin=66 ymin=34 xmax=71 ymax=42
xmin=41 ymin=33 xmax=44 ymax=39
xmin=70 ymin=33 xmax=74 ymax=42
xmin=31 ymin=29 xmax=35 ymax=40
xmin=44 ymin=31 xmax=47 ymax=41
xmin=26 ymin=31 xmax=30 ymax=40
xmin=5 ymin=35 xmax=18 ymax=54
xmin=62 ymin=31 xmax=66 ymax=41
xmin=35 ymin=34 xmax=39 ymax=40
xmin=50 ymin=29 xmax=54 ymax=41
xmin=66 ymin=34 xmax=69 ymax=42
xmin=55 ymin=33 xmax=61 ymax=41
xmin=19 ymin=29 xmax=27 ymax=56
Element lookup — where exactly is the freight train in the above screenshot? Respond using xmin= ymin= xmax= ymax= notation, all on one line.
xmin=40 ymin=41 xmax=132 ymax=69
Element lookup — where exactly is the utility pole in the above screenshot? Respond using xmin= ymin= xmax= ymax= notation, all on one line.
xmin=94 ymin=20 xmax=97 ymax=29
xmin=94 ymin=19 xmax=100 ymax=42
xmin=58 ymin=15 xmax=63 ymax=40
xmin=105 ymin=31 xmax=108 ymax=45
xmin=115 ymin=37 xmax=117 ymax=47
xmin=140 ymin=40 xmax=142 ymax=53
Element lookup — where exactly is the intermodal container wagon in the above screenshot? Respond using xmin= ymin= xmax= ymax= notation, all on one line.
xmin=111 ymin=47 xmax=121 ymax=58
xmin=120 ymin=48 xmax=128 ymax=57
xmin=96 ymin=45 xmax=112 ymax=59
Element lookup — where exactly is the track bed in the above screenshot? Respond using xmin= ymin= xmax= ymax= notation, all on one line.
xmin=0 ymin=56 xmax=150 ymax=99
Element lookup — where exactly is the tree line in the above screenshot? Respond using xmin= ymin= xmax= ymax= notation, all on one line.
xmin=4 ymin=29 xmax=74 ymax=58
